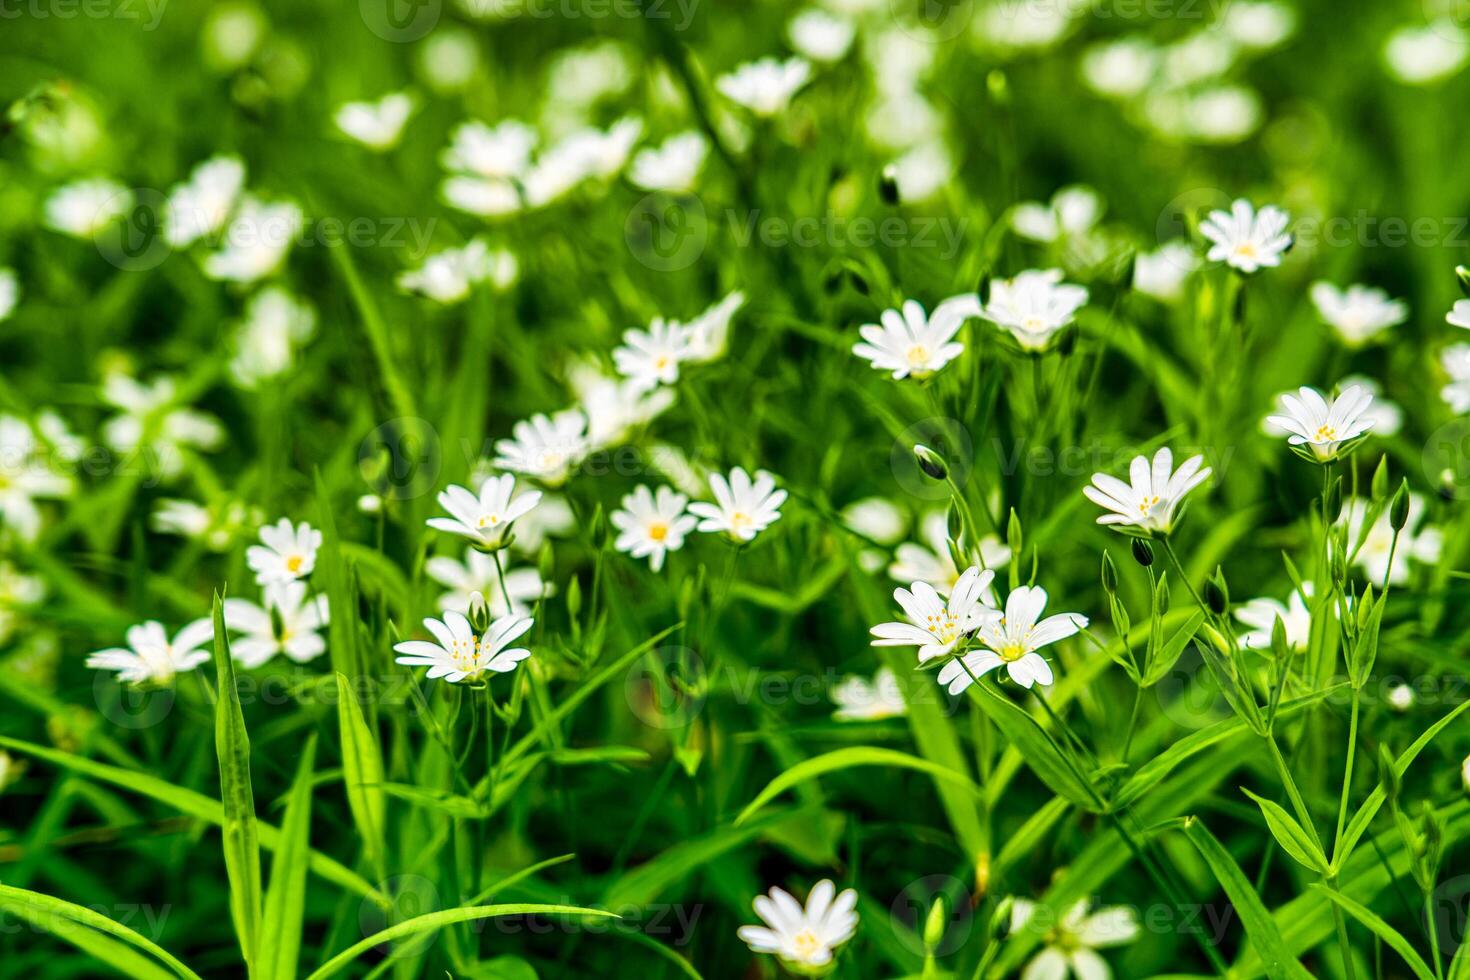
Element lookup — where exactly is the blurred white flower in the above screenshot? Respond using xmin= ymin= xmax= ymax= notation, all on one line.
xmin=890 ymin=511 xmax=1009 ymax=598
xmin=864 ymin=27 xmax=934 ymax=95
xmin=1385 ymin=23 xmax=1468 ymax=86
xmin=1220 ymin=1 xmax=1296 ymax=50
xmin=689 ymin=466 xmax=787 ymax=542
xmin=426 ymin=548 xmax=545 ymax=616
xmin=612 ymin=485 xmax=698 ymax=572
xmin=43 ymin=178 xmax=131 ymax=239
xmin=101 ymin=373 xmax=225 ymax=478
xmin=1161 ymin=32 xmax=1237 ymax=86
xmin=1235 ymin=582 xmax=1312 ymax=650
xmin=614 ymin=317 xmax=694 ymax=391
xmin=1341 ymin=494 xmax=1442 ymax=586
xmin=940 ymin=585 xmax=1087 ymax=691
xmin=223 ymin=581 xmax=330 ymax=667
xmin=397 ymin=239 xmax=517 ymax=304
xmin=203 ymin=197 xmax=303 ymax=282
xmin=738 ymin=880 xmax=858 ymax=971
xmin=86 ymin=620 xmax=214 ymax=685
xmin=629 ymin=131 xmax=708 ymax=193
xmin=852 ymin=296 xmax=979 ymax=380
xmin=685 ymin=290 xmax=746 ymax=363
xmin=0 ymin=561 xmax=45 ymax=646
xmin=505 ymin=492 xmax=574 ymax=555
xmin=883 ymin=141 xmax=953 ymax=202
xmin=429 ymin=474 xmax=541 ymax=549
xmin=1133 ymin=241 xmax=1198 ymax=303
xmin=544 ymin=40 xmax=634 ymax=113
xmin=717 ymin=57 xmax=812 ymax=116
xmin=523 ymin=117 xmax=641 ymax=207
xmin=1266 ymin=384 xmax=1376 ymax=462
xmin=978 ymin=268 xmax=1089 ymax=351
xmin=0 ymin=416 xmax=70 ymax=543
xmin=1181 ymin=86 xmax=1262 ymax=144
xmin=246 ymin=518 xmax=321 ymax=585
xmin=572 ymin=371 xmax=675 ymax=452
xmin=201 ymin=1 xmax=266 ymax=71
xmin=831 ymin=666 xmax=907 ymax=721
xmin=841 ymin=497 xmax=908 ymax=546
xmin=151 ymin=498 xmax=260 ymax=552
xmin=1081 ymin=38 xmax=1158 ymax=99
xmin=442 ymin=175 xmax=523 ymax=218
xmin=493 ymin=410 xmax=590 ymax=486
xmin=394 ymin=610 xmax=533 ymax=683
xmin=230 ymin=286 xmax=317 ymax=388
xmin=0 ymin=267 xmax=16 ymax=322
xmin=1310 ymin=282 xmax=1408 ymax=346
xmin=334 ymin=91 xmax=415 ymax=151
xmin=416 ymin=27 xmax=480 ymax=94
xmin=788 ymin=10 xmax=855 ymax=63
xmin=1446 ymin=299 xmax=1470 ymax=330
xmin=1386 ymin=684 xmax=1415 ymax=712
xmin=1011 ymin=186 xmax=1103 ymax=245
xmin=871 ymin=565 xmax=998 ymax=663
xmin=1200 ymin=199 xmax=1292 ymax=274
xmin=1010 ymin=899 xmax=1140 ymax=980
xmin=1085 ymin=447 xmax=1211 ymax=536
xmin=866 ymin=92 xmax=942 ymax=150
xmin=165 ymin=156 xmax=245 ymax=248
xmin=976 ymin=0 xmax=1079 ymax=53
xmin=443 ymin=121 xmax=538 ymax=177
xmin=1441 ymin=344 xmax=1470 ymax=413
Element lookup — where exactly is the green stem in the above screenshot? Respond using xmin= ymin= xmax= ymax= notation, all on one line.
xmin=1332 ymin=695 xmax=1360 ymax=859
xmin=1160 ymin=538 xmax=1208 ymax=614
xmin=1266 ymin=732 xmax=1323 ymax=851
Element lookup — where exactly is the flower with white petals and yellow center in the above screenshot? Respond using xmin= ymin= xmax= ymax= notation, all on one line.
xmin=222 ymin=582 xmax=330 ymax=668
xmin=852 ymin=295 xmax=980 ymax=381
xmin=611 ymin=484 xmax=697 ymax=572
xmin=493 ymin=410 xmax=590 ymax=486
xmin=1200 ymin=198 xmax=1292 ymax=274
xmin=938 ymin=585 xmax=1087 ymax=692
xmin=393 ymin=610 xmax=533 ymax=684
xmin=870 ymin=565 xmax=999 ymax=663
xmin=428 ymin=473 xmax=542 ymax=549
xmin=977 ymin=268 xmax=1089 ymax=352
xmin=1310 ymin=282 xmax=1408 ymax=347
xmin=86 ymin=619 xmax=215 ymax=685
xmin=246 ymin=517 xmax=322 ymax=585
xmin=1235 ymin=582 xmax=1314 ymax=650
xmin=1084 ymin=446 xmax=1211 ymax=537
xmin=737 ymin=879 xmax=858 ymax=974
xmin=1265 ymin=384 xmax=1376 ymax=462
xmin=688 ymin=467 xmax=788 ymax=543
xmin=1010 ymin=897 xmax=1140 ymax=980
xmin=613 ymin=317 xmax=695 ymax=392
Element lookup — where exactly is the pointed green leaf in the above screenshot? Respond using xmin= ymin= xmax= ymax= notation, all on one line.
xmin=735 ymin=746 xmax=984 ymax=825
xmin=260 ymin=734 xmax=316 ymax=980
xmin=1242 ymin=788 xmax=1329 ymax=874
xmin=1310 ymin=886 xmax=1436 ymax=980
xmin=212 ymin=593 xmax=263 ymax=975
xmin=0 ymin=883 xmax=202 ymax=980
xmin=334 ymin=672 xmax=386 ymax=876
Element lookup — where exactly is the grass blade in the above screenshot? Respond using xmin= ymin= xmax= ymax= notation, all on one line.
xmin=212 ymin=592 xmax=263 ymax=975
xmin=0 ymin=883 xmax=203 ymax=980
xmin=1311 ymin=885 xmax=1436 ymax=980
xmin=260 ymin=734 xmax=317 ymax=980
xmin=734 ymin=746 xmax=984 ymax=825
xmin=334 ymin=671 xmax=387 ymax=878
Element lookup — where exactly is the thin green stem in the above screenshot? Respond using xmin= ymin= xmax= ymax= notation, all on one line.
xmin=1332 ymin=695 xmax=1360 ymax=859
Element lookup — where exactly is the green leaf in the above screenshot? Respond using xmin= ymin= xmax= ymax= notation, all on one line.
xmin=1451 ymin=928 xmax=1470 ymax=980
xmin=1241 ymin=788 xmax=1329 ymax=874
xmin=260 ymin=734 xmax=316 ymax=980
xmin=302 ymin=904 xmax=618 ymax=980
xmin=0 ymin=737 xmax=387 ymax=908
xmin=1348 ymin=589 xmax=1386 ymax=688
xmin=324 ymin=228 xmax=416 ymax=421
xmin=969 ymin=679 xmax=1101 ymax=812
xmin=0 ymin=883 xmax=203 ymax=980
xmin=1142 ymin=609 xmax=1206 ymax=686
xmin=735 ymin=747 xmax=984 ymax=825
xmin=212 ymin=593 xmax=263 ymax=975
xmin=1182 ymin=817 xmax=1314 ymax=980
xmin=1310 ymin=886 xmax=1436 ymax=980
xmin=334 ymin=672 xmax=387 ymax=877
xmin=1337 ymin=696 xmax=1470 ymax=868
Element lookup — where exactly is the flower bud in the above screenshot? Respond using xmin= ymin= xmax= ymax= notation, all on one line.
xmin=566 ymin=575 xmax=582 ymax=622
xmin=1457 ymin=264 xmax=1470 ymax=298
xmin=1131 ymin=539 xmax=1154 ymax=567
xmin=1101 ymin=551 xmax=1118 ymax=595
xmin=923 ymin=893 xmax=949 ymax=952
xmin=467 ymin=591 xmax=491 ymax=633
xmin=986 ymin=69 xmax=1010 ymax=106
xmin=1325 ymin=477 xmax=1343 ymax=524
xmin=914 ymin=444 xmax=948 ymax=481
xmin=988 ymin=896 xmax=1014 ymax=941
xmin=1389 ymin=480 xmax=1410 ymax=532
xmin=1378 ymin=744 xmax=1400 ymax=801
xmin=1006 ymin=508 xmax=1023 ymax=559
xmin=877 ymin=168 xmax=899 ymax=206
xmin=1204 ymin=567 xmax=1229 ymax=615
xmin=1371 ymin=455 xmax=1389 ymax=500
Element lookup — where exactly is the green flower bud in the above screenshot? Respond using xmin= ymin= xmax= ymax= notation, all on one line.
xmin=914 ymin=444 xmax=948 ymax=481
xmin=1131 ymin=539 xmax=1154 ymax=567
xmin=1101 ymin=551 xmax=1118 ymax=595
xmin=878 ymin=168 xmax=900 ymax=206
xmin=1390 ymin=480 xmax=1410 ymax=532
xmin=923 ymin=894 xmax=949 ymax=952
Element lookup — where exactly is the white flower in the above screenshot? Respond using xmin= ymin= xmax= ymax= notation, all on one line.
xmin=853 ymin=296 xmax=979 ymax=380
xmin=442 ymin=119 xmax=537 ymax=179
xmin=737 ymin=879 xmax=858 ymax=971
xmin=165 ymin=156 xmax=245 ymax=247
xmin=1133 ymin=242 xmax=1198 ymax=303
xmin=0 ymin=561 xmax=45 ymax=646
xmin=979 ymin=269 xmax=1089 ymax=351
xmin=575 ymin=373 xmax=675 ymax=452
xmin=832 ymin=666 xmax=907 ymax=721
xmin=1310 ymin=283 xmax=1408 ymax=346
xmin=613 ymin=318 xmax=695 ymax=391
xmin=493 ymin=410 xmax=590 ymax=486
xmin=1385 ymin=23 xmax=1468 ymax=86
xmin=890 ymin=512 xmax=1010 ymax=600
xmin=86 ymin=620 xmax=215 ymax=685
xmin=1180 ymin=86 xmax=1263 ymax=144
xmin=1220 ymin=1 xmax=1296 ymax=50
xmin=629 ymin=131 xmax=708 ymax=193
xmin=0 ymin=415 xmax=73 ymax=542
xmin=1010 ymin=898 xmax=1140 ymax=980
xmin=441 ymin=175 xmax=523 ymax=218
xmin=1386 ymin=684 xmax=1415 ymax=712
xmin=1084 ymin=447 xmax=1211 ymax=536
xmin=394 ymin=611 xmax=533 ymax=683
xmin=841 ymin=497 xmax=908 ymax=547
xmin=1262 ymin=379 xmax=1401 ymax=439
xmin=522 ymin=117 xmax=642 ymax=207
xmin=883 ymin=141 xmax=953 ymax=203
xmin=507 ymin=493 xmax=575 ymax=555
xmin=229 ymin=286 xmax=317 ymax=388
xmin=1011 ymin=186 xmax=1102 ymax=245
xmin=0 ymin=267 xmax=16 ymax=322
xmin=152 ymin=498 xmax=259 ymax=552
xmin=685 ymin=290 xmax=747 ymax=363
xmin=203 ymin=197 xmax=303 ymax=283
xmin=717 ymin=57 xmax=812 ymax=116
xmin=417 ymin=28 xmax=480 ymax=94
xmin=788 ymin=10 xmax=855 ymax=63
xmin=1200 ymin=199 xmax=1292 ymax=273
xmin=426 ymin=549 xmax=545 ymax=617
xmin=398 ymin=239 xmax=518 ymax=304
xmin=1235 ymin=583 xmax=1313 ymax=650
xmin=871 ymin=565 xmax=999 ymax=663
xmin=1161 ymin=31 xmax=1236 ymax=86
xmin=689 ymin=467 xmax=788 ymax=542
xmin=0 ymin=750 xmax=20 ymax=794
xmin=223 ymin=581 xmax=330 ymax=667
xmin=334 ymin=91 xmax=415 ymax=151
xmin=976 ymin=0 xmax=1079 ymax=53
xmin=611 ymin=485 xmax=697 ymax=572
xmin=1265 ymin=384 xmax=1376 ymax=462
xmin=1442 ymin=344 xmax=1470 ymax=414
xmin=100 ymin=373 xmax=225 ymax=479
xmin=43 ymin=178 xmax=131 ymax=238
xmin=1081 ymin=38 xmax=1158 ymax=99
xmin=246 ymin=518 xmax=322 ymax=585
xmin=1341 ymin=495 xmax=1442 ymax=586
xmin=939 ymin=586 xmax=1086 ymax=692
xmin=1447 ymin=299 xmax=1470 ymax=331
xmin=428 ymin=474 xmax=542 ymax=549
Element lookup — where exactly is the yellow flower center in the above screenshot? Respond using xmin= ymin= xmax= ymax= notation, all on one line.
xmin=925 ymin=610 xmax=961 ymax=644
xmin=1234 ymin=242 xmax=1258 ymax=261
xmin=790 ymin=929 xmax=823 ymax=960
xmin=286 ymin=555 xmax=303 ymax=573
xmin=1022 ymin=315 xmax=1046 ymax=333
xmin=1136 ymin=494 xmax=1160 ymax=515
xmin=905 ymin=344 xmax=931 ymax=367
xmin=448 ymin=635 xmax=486 ymax=678
xmin=997 ymin=641 xmax=1028 ymax=662
xmin=477 ymin=513 xmax=501 ymax=528
xmin=647 ymin=522 xmax=669 ymax=542
xmin=730 ymin=511 xmax=753 ymax=529
xmin=1314 ymin=424 xmax=1337 ymax=442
